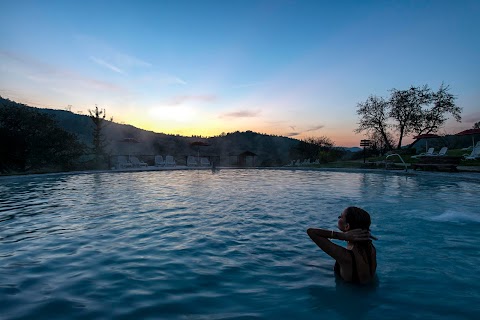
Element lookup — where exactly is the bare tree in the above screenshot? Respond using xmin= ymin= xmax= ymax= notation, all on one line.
xmin=355 ymin=95 xmax=393 ymax=150
xmin=367 ymin=131 xmax=395 ymax=156
xmin=303 ymin=136 xmax=335 ymax=149
xmin=389 ymin=85 xmax=431 ymax=149
xmin=413 ymin=83 xmax=461 ymax=136
xmin=296 ymin=136 xmax=341 ymax=163
xmin=356 ymin=84 xmax=461 ymax=150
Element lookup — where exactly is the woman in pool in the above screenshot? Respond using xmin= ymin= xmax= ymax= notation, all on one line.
xmin=307 ymin=206 xmax=377 ymax=284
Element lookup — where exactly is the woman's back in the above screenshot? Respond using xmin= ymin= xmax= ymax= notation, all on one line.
xmin=356 ymin=242 xmax=377 ymax=284
xmin=337 ymin=243 xmax=376 ymax=284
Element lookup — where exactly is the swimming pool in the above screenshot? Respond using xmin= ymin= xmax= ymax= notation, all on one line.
xmin=1 ymin=169 xmax=479 ymax=319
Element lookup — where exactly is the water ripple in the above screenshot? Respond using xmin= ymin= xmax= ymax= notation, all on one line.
xmin=1 ymin=169 xmax=479 ymax=319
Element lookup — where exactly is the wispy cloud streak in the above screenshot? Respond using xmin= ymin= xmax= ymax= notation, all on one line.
xmin=463 ymin=112 xmax=480 ymax=123
xmin=304 ymin=125 xmax=324 ymax=132
xmin=115 ymin=52 xmax=151 ymax=68
xmin=77 ymin=35 xmax=151 ymax=73
xmin=158 ymin=75 xmax=187 ymax=86
xmin=90 ymin=56 xmax=124 ymax=74
xmin=220 ymin=110 xmax=261 ymax=119
xmin=286 ymin=132 xmax=300 ymax=137
xmin=284 ymin=124 xmax=324 ymax=137
xmin=0 ymin=50 xmax=125 ymax=92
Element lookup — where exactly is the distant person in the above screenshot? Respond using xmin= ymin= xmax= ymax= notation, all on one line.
xmin=307 ymin=206 xmax=377 ymax=284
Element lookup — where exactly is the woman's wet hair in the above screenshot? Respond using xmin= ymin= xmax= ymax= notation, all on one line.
xmin=344 ymin=206 xmax=371 ymax=231
xmin=344 ymin=206 xmax=375 ymax=275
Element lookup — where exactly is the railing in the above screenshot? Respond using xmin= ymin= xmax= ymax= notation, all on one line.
xmin=385 ymin=153 xmax=408 ymax=172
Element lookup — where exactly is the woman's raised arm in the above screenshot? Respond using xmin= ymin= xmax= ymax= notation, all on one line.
xmin=306 ymin=228 xmax=350 ymax=263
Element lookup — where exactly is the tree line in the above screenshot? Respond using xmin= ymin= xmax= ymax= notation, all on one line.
xmin=0 ymin=98 xmax=85 ymax=172
xmin=0 ymin=97 xmax=110 ymax=173
xmin=2 ymin=97 xmax=331 ymax=173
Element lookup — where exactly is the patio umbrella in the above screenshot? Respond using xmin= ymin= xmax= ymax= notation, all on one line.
xmin=413 ymin=134 xmax=439 ymax=152
xmin=190 ymin=141 xmax=211 ymax=162
xmin=119 ymin=137 xmax=140 ymax=159
xmin=455 ymin=128 xmax=480 ymax=150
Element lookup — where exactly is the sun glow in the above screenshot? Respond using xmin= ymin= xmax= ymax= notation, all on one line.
xmin=148 ymin=106 xmax=197 ymax=123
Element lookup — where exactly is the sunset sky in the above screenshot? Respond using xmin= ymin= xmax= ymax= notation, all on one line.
xmin=1 ymin=0 xmax=479 ymax=147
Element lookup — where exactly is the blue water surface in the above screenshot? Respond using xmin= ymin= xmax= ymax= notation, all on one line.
xmin=1 ymin=169 xmax=479 ymax=319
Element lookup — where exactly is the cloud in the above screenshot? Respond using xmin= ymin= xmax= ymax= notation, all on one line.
xmin=283 ymin=124 xmax=324 ymax=137
xmin=90 ymin=56 xmax=124 ymax=74
xmin=157 ymin=75 xmax=187 ymax=86
xmin=166 ymin=94 xmax=216 ymax=106
xmin=463 ymin=111 xmax=480 ymax=123
xmin=1 ymin=50 xmax=57 ymax=75
xmin=220 ymin=110 xmax=261 ymax=119
xmin=115 ymin=52 xmax=151 ymax=68
xmin=0 ymin=50 xmax=125 ymax=92
xmin=304 ymin=125 xmax=325 ymax=132
xmin=286 ymin=132 xmax=300 ymax=137
xmin=76 ymin=34 xmax=151 ymax=72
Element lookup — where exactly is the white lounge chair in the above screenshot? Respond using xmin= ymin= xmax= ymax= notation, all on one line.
xmin=165 ymin=155 xmax=176 ymax=166
xmin=463 ymin=147 xmax=480 ymax=160
xmin=302 ymin=159 xmax=311 ymax=165
xmin=117 ymin=156 xmax=132 ymax=169
xmin=130 ymin=156 xmax=147 ymax=167
xmin=433 ymin=147 xmax=448 ymax=156
xmin=200 ymin=157 xmax=210 ymax=166
xmin=187 ymin=155 xmax=197 ymax=166
xmin=411 ymin=148 xmax=435 ymax=158
xmin=154 ymin=155 xmax=165 ymax=167
xmin=462 ymin=141 xmax=480 ymax=151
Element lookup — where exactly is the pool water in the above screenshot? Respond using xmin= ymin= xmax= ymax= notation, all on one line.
xmin=1 ymin=169 xmax=479 ymax=319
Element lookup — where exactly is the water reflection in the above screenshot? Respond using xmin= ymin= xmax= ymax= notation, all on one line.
xmin=0 ymin=170 xmax=479 ymax=319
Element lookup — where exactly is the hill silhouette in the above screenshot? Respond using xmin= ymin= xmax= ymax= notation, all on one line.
xmin=1 ymin=97 xmax=301 ymax=167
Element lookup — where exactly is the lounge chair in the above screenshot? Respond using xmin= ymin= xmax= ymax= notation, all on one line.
xmin=117 ymin=156 xmax=132 ymax=169
xmin=433 ymin=147 xmax=448 ymax=156
xmin=154 ymin=155 xmax=165 ymax=167
xmin=462 ymin=141 xmax=480 ymax=151
xmin=130 ymin=156 xmax=147 ymax=167
xmin=187 ymin=155 xmax=198 ymax=166
xmin=165 ymin=155 xmax=176 ymax=166
xmin=200 ymin=157 xmax=210 ymax=166
xmin=463 ymin=147 xmax=480 ymax=160
xmin=411 ymin=148 xmax=435 ymax=158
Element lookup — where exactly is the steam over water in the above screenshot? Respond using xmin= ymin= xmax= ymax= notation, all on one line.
xmin=1 ymin=169 xmax=479 ymax=319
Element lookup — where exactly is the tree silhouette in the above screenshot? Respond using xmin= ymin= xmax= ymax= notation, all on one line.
xmin=0 ymin=97 xmax=84 ymax=172
xmin=88 ymin=105 xmax=112 ymax=168
xmin=355 ymin=95 xmax=393 ymax=150
xmin=356 ymin=84 xmax=461 ymax=150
